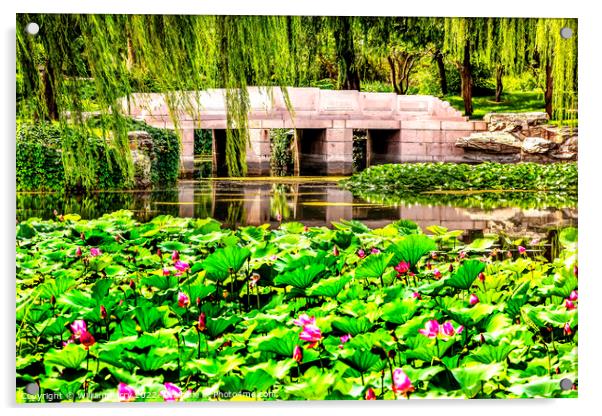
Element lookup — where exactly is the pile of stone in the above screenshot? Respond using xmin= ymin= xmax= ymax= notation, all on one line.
xmin=455 ymin=112 xmax=577 ymax=162
xmin=128 ymin=130 xmax=154 ymax=188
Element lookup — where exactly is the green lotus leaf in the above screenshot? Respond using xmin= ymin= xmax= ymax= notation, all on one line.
xmin=446 ymin=259 xmax=486 ymax=290
xmin=44 ymin=343 xmax=88 ymax=370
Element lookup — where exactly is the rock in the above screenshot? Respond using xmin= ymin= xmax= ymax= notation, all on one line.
xmin=131 ymin=150 xmax=152 ymax=188
xmin=128 ymin=130 xmax=154 ymax=154
xmin=522 ymin=137 xmax=555 ymax=154
xmin=550 ymin=136 xmax=578 ymax=160
xmin=455 ymin=132 xmax=523 ymax=154
xmin=484 ymin=112 xmax=549 ymax=132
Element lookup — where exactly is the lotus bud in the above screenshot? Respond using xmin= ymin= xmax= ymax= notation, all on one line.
xmin=518 ymin=246 xmax=526 ymax=255
xmin=478 ymin=272 xmax=485 ymax=282
xmin=333 ymin=246 xmax=339 ymax=256
xmin=197 ymin=312 xmax=206 ymax=332
xmin=563 ymin=322 xmax=572 ymax=336
xmin=100 ymin=305 xmax=107 ymax=319
xmin=569 ymin=290 xmax=578 ymax=301
xmin=565 ymin=300 xmax=576 ymax=310
xmin=75 ymin=246 xmax=82 ymax=257
xmin=365 ymin=388 xmax=376 ymax=400
xmin=129 ymin=280 xmax=136 ymax=290
xmin=293 ymin=345 xmax=303 ymax=363
xmin=469 ymin=294 xmax=479 ymax=305
xmin=172 ymin=250 xmax=179 ymax=261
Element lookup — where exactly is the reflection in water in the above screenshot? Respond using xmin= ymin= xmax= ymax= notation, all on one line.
xmin=17 ymin=179 xmax=577 ymax=238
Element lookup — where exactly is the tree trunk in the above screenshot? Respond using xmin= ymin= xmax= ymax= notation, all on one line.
xmin=126 ymin=36 xmax=136 ymax=71
xmin=545 ymin=61 xmax=553 ymax=118
xmin=387 ymin=56 xmax=401 ymax=94
xmin=41 ymin=63 xmax=59 ymax=121
xmin=333 ymin=17 xmax=360 ymax=91
xmin=459 ymin=41 xmax=473 ymax=117
xmin=434 ymin=50 xmax=448 ymax=95
xmin=495 ymin=65 xmax=504 ymax=102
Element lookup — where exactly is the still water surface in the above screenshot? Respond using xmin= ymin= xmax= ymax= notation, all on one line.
xmin=17 ymin=178 xmax=577 ymax=238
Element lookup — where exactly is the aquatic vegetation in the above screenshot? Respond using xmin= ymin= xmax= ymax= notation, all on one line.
xmin=344 ymin=162 xmax=578 ymax=194
xmin=16 ymin=212 xmax=577 ymax=401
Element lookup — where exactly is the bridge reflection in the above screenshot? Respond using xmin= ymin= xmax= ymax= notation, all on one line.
xmin=16 ymin=179 xmax=576 ymax=239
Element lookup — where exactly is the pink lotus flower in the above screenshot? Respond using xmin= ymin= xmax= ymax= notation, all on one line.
xmin=564 ymin=322 xmax=572 ymax=336
xmin=565 ymin=300 xmax=576 ymax=310
xmin=90 ymin=247 xmax=101 ymax=257
xmin=159 ymin=383 xmax=189 ymax=402
xmin=392 ymin=368 xmax=414 ymax=396
xmin=70 ymin=320 xmax=87 ymax=339
xmin=412 ymin=292 xmax=421 ymax=300
xmin=299 ymin=324 xmax=322 ymax=348
xmin=569 ymin=290 xmax=578 ymax=301
xmin=440 ymin=321 xmax=464 ymax=339
xmin=459 ymin=251 xmax=466 ymax=259
xmin=394 ymin=261 xmax=410 ymax=275
xmin=174 ymin=260 xmax=190 ymax=272
xmin=469 ymin=294 xmax=479 ymax=305
xmin=518 ymin=246 xmax=526 ymax=255
xmin=371 ymin=248 xmax=381 ymax=254
xmin=365 ymin=387 xmax=376 ymax=400
xmin=172 ymin=250 xmax=179 ymax=261
xmin=418 ymin=320 xmax=440 ymax=338
xmin=75 ymin=247 xmax=82 ymax=257
xmin=118 ymin=382 xmax=136 ymax=402
xmin=100 ymin=305 xmax=107 ymax=319
xmin=339 ymin=334 xmax=352 ymax=349
xmin=197 ymin=312 xmax=206 ymax=332
xmin=293 ymin=313 xmax=315 ymax=327
xmin=162 ymin=268 xmax=171 ymax=276
xmin=333 ymin=246 xmax=340 ymax=256
xmin=293 ymin=345 xmax=303 ymax=363
xmin=270 ymin=255 xmax=278 ymax=261
xmin=80 ymin=331 xmax=96 ymax=349
xmin=178 ymin=292 xmax=190 ymax=308
xmin=357 ymin=249 xmax=366 ymax=259
xmin=276 ymin=213 xmax=282 ymax=222
xmin=433 ymin=269 xmax=442 ymax=279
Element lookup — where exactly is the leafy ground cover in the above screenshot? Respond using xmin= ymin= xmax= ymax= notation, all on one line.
xmin=16 ymin=212 xmax=577 ymax=402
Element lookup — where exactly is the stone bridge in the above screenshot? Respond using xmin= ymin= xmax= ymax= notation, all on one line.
xmin=122 ymin=87 xmax=487 ymax=176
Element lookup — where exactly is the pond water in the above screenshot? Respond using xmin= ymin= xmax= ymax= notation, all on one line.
xmin=17 ymin=177 xmax=577 ymax=239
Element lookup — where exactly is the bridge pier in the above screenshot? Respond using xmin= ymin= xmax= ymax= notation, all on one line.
xmin=295 ymin=127 xmax=353 ymax=175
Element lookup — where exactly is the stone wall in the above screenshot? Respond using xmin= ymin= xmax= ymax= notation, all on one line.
xmin=455 ymin=112 xmax=577 ymax=163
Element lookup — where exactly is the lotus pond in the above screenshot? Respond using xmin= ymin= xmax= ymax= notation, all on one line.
xmin=16 ymin=211 xmax=578 ymax=402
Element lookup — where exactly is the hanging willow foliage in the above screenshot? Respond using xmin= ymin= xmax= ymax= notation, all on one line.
xmin=443 ymin=17 xmax=577 ymax=121
xmin=16 ymin=14 xmax=321 ymax=185
xmin=17 ymin=15 xmax=578 ymax=188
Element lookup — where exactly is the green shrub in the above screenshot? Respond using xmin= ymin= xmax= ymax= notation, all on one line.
xmin=16 ymin=123 xmax=126 ymax=191
xmin=270 ymin=128 xmax=294 ymax=176
xmin=16 ymin=123 xmax=65 ymax=191
xmin=194 ymin=129 xmax=213 ymax=155
xmin=16 ymin=119 xmax=181 ymax=191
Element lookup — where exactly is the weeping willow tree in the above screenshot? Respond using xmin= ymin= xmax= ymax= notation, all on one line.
xmin=444 ymin=17 xmax=577 ymax=120
xmin=16 ymin=14 xmax=322 ymax=187
xmin=534 ymin=19 xmax=578 ymax=121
